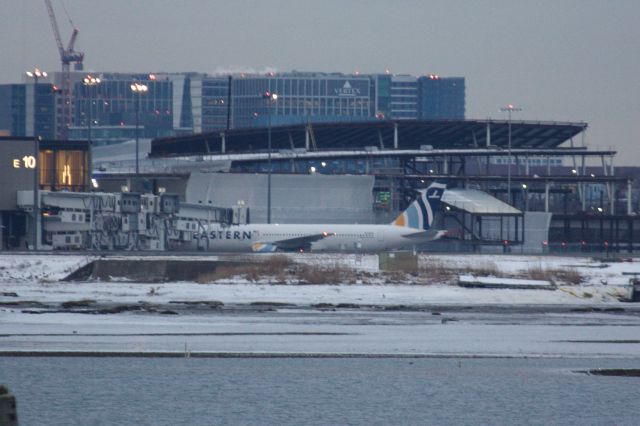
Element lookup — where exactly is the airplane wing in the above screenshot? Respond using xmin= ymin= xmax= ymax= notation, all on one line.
xmin=401 ymin=229 xmax=447 ymax=241
xmin=253 ymin=232 xmax=334 ymax=252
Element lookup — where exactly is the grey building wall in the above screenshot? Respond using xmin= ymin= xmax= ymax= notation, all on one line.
xmin=0 ymin=139 xmax=37 ymax=211
xmin=186 ymin=173 xmax=375 ymax=224
xmin=522 ymin=212 xmax=552 ymax=253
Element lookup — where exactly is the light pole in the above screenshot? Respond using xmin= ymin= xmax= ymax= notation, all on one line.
xmin=500 ymin=104 xmax=522 ymax=205
xmin=25 ymin=68 xmax=48 ymax=136
xmin=130 ymin=82 xmax=148 ymax=176
xmin=25 ymin=68 xmax=47 ymax=250
xmin=83 ymin=75 xmax=101 ymax=185
xmin=263 ymin=90 xmax=278 ymax=224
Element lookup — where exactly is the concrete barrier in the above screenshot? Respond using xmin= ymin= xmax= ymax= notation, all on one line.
xmin=379 ymin=251 xmax=418 ymax=272
xmin=64 ymin=259 xmax=245 ymax=282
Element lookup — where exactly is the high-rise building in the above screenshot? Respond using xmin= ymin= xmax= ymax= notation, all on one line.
xmin=372 ymin=74 xmax=420 ymax=120
xmin=417 ymin=75 xmax=465 ymax=119
xmin=201 ymin=75 xmax=230 ymax=132
xmin=0 ymin=83 xmax=56 ymax=139
xmin=69 ymin=73 xmax=174 ymax=144
xmin=1 ymin=70 xmax=465 ymax=145
xmin=70 ymin=71 xmax=465 ymax=141
xmin=389 ymin=75 xmax=419 ymax=120
xmin=373 ymin=74 xmax=392 ymax=119
xmin=227 ymin=72 xmax=374 ymax=129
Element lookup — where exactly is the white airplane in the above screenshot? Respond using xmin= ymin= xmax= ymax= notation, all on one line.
xmin=193 ymin=182 xmax=447 ymax=253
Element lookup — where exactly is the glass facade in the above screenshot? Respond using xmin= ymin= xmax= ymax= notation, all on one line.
xmin=417 ymin=76 xmax=465 ymax=119
xmin=230 ymin=73 xmax=374 ymax=129
xmin=73 ymin=73 xmax=174 ymax=142
xmin=230 ymin=155 xmax=400 ymax=175
xmin=39 ymin=148 xmax=88 ymax=192
xmin=201 ymin=76 xmax=230 ymax=132
xmin=0 ymin=84 xmax=56 ymax=139
xmin=389 ymin=75 xmax=418 ymax=120
xmin=0 ymin=85 xmax=24 ymax=136
xmin=374 ymin=75 xmax=392 ymax=118
xmin=34 ymin=84 xmax=57 ymax=139
xmin=12 ymin=71 xmax=467 ymax=145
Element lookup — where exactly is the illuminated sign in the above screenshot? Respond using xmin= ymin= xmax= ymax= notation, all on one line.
xmin=12 ymin=156 xmax=37 ymax=169
xmin=334 ymin=81 xmax=361 ymax=97
xmin=62 ymin=164 xmax=72 ymax=185
xmin=327 ymin=79 xmax=368 ymax=97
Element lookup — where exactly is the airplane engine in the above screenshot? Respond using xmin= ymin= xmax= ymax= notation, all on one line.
xmin=251 ymin=242 xmax=278 ymax=252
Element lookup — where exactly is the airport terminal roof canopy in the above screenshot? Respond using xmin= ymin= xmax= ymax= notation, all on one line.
xmin=151 ymin=119 xmax=587 ymax=158
xmin=442 ymin=189 xmax=521 ymax=215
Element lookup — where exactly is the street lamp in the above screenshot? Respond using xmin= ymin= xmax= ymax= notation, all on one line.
xmin=25 ymin=68 xmax=48 ymax=85
xmin=25 ymin=68 xmax=47 ymax=250
xmin=500 ymin=104 xmax=522 ymax=205
xmin=83 ymin=75 xmax=101 ymax=186
xmin=521 ymin=183 xmax=528 ymax=211
xmin=25 ymin=68 xmax=48 ymax=137
xmin=263 ymin=90 xmax=278 ymax=223
xmin=130 ymin=82 xmax=148 ymax=176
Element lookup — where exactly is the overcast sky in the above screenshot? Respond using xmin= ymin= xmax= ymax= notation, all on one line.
xmin=2 ymin=0 xmax=639 ymax=164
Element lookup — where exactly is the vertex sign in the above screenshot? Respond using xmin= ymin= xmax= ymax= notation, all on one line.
xmin=334 ymin=81 xmax=361 ymax=96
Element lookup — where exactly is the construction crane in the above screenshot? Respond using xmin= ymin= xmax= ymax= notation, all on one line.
xmin=45 ymin=0 xmax=84 ymax=140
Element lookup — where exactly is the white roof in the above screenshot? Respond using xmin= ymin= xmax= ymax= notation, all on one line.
xmin=442 ymin=189 xmax=521 ymax=215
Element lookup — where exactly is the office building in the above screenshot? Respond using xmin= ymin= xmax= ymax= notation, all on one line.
xmin=0 ymin=83 xmax=56 ymax=139
xmin=3 ymin=70 xmax=465 ymax=145
xmin=418 ymin=75 xmax=465 ymax=119
xmin=69 ymin=72 xmax=174 ymax=144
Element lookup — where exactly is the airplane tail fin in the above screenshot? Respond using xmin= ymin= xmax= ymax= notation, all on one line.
xmin=391 ymin=182 xmax=446 ymax=230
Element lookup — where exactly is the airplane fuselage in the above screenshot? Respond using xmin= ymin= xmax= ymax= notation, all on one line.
xmin=188 ymin=223 xmax=436 ymax=252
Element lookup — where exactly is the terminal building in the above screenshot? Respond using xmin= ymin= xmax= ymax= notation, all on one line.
xmin=142 ymin=118 xmax=638 ymax=254
xmin=0 ymin=136 xmax=242 ymax=251
xmin=1 ymin=69 xmax=637 ymax=254
xmin=1 ymin=117 xmax=638 ymax=253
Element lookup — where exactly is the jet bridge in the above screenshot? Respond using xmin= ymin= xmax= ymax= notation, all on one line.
xmin=16 ymin=190 xmax=244 ymax=251
xmin=441 ymin=189 xmax=526 ymax=249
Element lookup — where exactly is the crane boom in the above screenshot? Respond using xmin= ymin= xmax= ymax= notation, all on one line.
xmin=67 ymin=28 xmax=79 ymax=52
xmin=45 ymin=0 xmax=65 ymax=58
xmin=44 ymin=0 xmax=85 ymax=140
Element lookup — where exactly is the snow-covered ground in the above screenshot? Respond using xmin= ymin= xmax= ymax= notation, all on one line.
xmin=0 ymin=253 xmax=637 ymax=305
xmin=1 ymin=253 xmax=639 ymax=357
